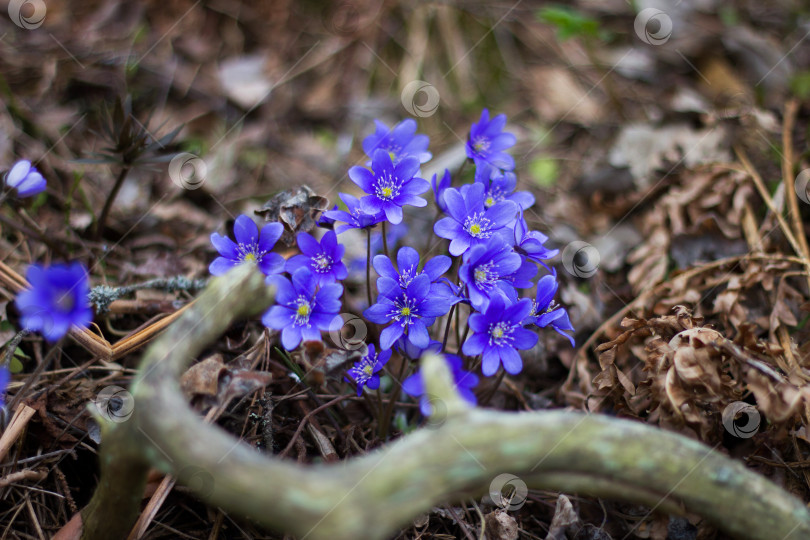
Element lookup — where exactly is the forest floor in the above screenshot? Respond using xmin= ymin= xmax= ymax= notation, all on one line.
xmin=1 ymin=1 xmax=810 ymax=538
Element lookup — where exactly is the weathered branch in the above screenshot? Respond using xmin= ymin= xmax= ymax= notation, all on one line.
xmin=82 ymin=264 xmax=810 ymax=540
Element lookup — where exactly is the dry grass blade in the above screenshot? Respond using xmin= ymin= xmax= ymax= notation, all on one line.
xmin=0 ymin=405 xmax=36 ymax=462
xmin=734 ymin=148 xmax=810 ymax=292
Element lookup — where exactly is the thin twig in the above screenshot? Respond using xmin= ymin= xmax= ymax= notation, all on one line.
xmin=279 ymin=395 xmax=347 ymax=458
xmin=736 ymin=147 xmax=810 ymax=285
xmin=93 ymin=165 xmax=131 ymax=240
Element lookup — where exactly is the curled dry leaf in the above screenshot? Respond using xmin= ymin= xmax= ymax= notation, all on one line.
xmin=484 ymin=510 xmax=519 ymax=540
xmin=545 ymin=494 xmax=580 ymax=540
xmin=180 ymin=354 xmax=272 ymax=408
xmin=254 ymin=186 xmax=329 ymax=246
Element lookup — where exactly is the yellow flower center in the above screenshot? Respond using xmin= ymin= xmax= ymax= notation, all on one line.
xmin=474 ymin=269 xmax=487 ymax=283
xmin=400 ymin=306 xmax=411 ymax=317
xmin=492 ymin=327 xmax=504 ymax=339
xmin=485 ymin=196 xmax=495 ymax=207
xmin=297 ymin=304 xmax=311 ymax=318
xmin=469 ymin=223 xmax=482 ymax=235
xmin=381 ymin=187 xmax=393 ymax=199
xmin=244 ymin=253 xmax=257 ymax=263
xmin=388 ymin=151 xmax=397 ymax=162
xmin=363 ymin=364 xmax=373 ymax=376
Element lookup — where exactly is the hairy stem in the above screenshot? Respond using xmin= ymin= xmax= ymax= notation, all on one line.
xmin=381 ymin=221 xmax=390 ymax=259
xmin=366 ymin=228 xmax=373 ymax=306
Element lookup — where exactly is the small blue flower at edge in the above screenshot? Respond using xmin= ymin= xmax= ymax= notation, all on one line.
xmin=0 ymin=366 xmax=10 ymax=409
xmin=285 ymin=230 xmax=348 ymax=287
xmin=462 ymin=294 xmax=538 ymax=377
xmin=3 ymin=160 xmax=46 ymax=199
xmin=210 ymin=215 xmax=285 ymax=276
xmin=15 ymin=262 xmax=93 ymax=342
xmin=345 ymin=344 xmax=392 ymax=396
xmin=402 ymin=355 xmax=479 ymax=416
xmin=262 ymin=268 xmax=343 ymax=350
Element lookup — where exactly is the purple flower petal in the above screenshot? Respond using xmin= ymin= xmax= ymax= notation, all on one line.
xmin=380 ymin=324 xmax=404 ymax=350
xmin=349 ymin=166 xmax=376 ymax=193
xmin=209 ymin=257 xmax=239 ymax=276
xmin=233 ymin=215 xmax=259 ymax=246
xmin=258 ymin=222 xmax=284 ymax=252
xmin=210 ymin=233 xmax=239 ymax=259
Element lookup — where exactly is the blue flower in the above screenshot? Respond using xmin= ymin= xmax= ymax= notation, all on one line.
xmin=459 ymin=238 xmax=522 ymax=311
xmin=210 ymin=215 xmax=285 ymax=276
xmin=0 ymin=366 xmax=10 ymax=409
xmin=373 ymin=246 xmax=451 ymax=294
xmin=507 ymin=258 xmax=538 ymax=290
xmin=474 ymin=163 xmax=534 ymax=210
xmin=4 ymin=160 xmax=46 ymax=198
xmin=433 ymin=182 xmax=518 ymax=256
xmin=345 ymin=344 xmax=392 ymax=396
xmin=525 ymin=271 xmax=575 ymax=346
xmin=362 ymin=119 xmax=432 ymax=166
xmin=285 ymin=230 xmax=348 ymax=287
xmin=262 ymin=268 xmax=343 ymax=350
xmin=431 ymin=168 xmax=452 ymax=212
xmin=317 ymin=204 xmax=339 ymax=228
xmin=364 ymin=273 xmax=454 ymax=350
xmin=15 ymin=262 xmax=93 ymax=342
xmin=322 ymin=193 xmax=385 ymax=233
xmin=395 ymin=337 xmax=442 ymax=361
xmin=514 ymin=215 xmax=558 ymax=269
xmin=466 ymin=109 xmax=517 ymax=171
xmin=349 ymin=149 xmax=429 ymax=225
xmin=462 ymin=295 xmax=538 ymax=376
xmin=402 ymin=355 xmax=479 ymax=415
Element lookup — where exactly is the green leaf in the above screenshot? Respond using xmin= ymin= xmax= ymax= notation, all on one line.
xmin=790 ymin=71 xmax=810 ymax=100
xmin=9 ymin=353 xmax=24 ymax=373
xmin=275 ymin=347 xmax=306 ymax=383
xmin=537 ymin=6 xmax=601 ymax=41
xmin=529 ymin=157 xmax=559 ymax=188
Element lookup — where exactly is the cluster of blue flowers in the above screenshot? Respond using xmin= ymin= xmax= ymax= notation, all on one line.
xmin=228 ymin=111 xmax=575 ymax=412
xmin=3 ymin=111 xmax=574 ymax=420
